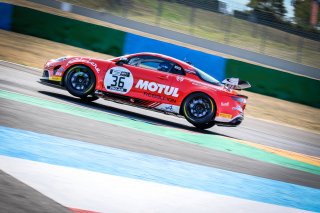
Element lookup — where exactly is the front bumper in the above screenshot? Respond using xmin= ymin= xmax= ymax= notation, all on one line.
xmin=39 ymin=70 xmax=64 ymax=89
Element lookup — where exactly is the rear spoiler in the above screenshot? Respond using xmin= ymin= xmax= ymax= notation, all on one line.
xmin=222 ymin=78 xmax=251 ymax=90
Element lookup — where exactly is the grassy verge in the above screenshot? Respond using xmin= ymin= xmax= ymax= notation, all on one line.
xmin=62 ymin=0 xmax=320 ymax=68
xmin=0 ymin=29 xmax=319 ymax=133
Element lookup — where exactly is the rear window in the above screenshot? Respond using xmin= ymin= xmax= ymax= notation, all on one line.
xmin=195 ymin=68 xmax=221 ymax=86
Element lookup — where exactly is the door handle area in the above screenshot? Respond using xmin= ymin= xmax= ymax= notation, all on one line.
xmin=157 ymin=75 xmax=169 ymax=80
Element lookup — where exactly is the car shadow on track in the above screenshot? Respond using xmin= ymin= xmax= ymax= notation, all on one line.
xmin=38 ymin=91 xmax=236 ymax=138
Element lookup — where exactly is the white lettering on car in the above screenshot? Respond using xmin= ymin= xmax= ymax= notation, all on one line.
xmin=135 ymin=79 xmax=149 ymax=90
xmin=157 ymin=84 xmax=166 ymax=93
xmin=221 ymin=102 xmax=229 ymax=107
xmin=67 ymin=57 xmax=100 ymax=73
xmin=135 ymin=79 xmax=179 ymax=97
xmin=148 ymin=82 xmax=158 ymax=92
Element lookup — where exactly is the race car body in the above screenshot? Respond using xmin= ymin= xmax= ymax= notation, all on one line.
xmin=40 ymin=52 xmax=250 ymax=129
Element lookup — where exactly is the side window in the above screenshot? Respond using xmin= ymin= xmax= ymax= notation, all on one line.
xmin=170 ymin=64 xmax=185 ymax=75
xmin=128 ymin=57 xmax=143 ymax=66
xmin=154 ymin=60 xmax=175 ymax=73
xmin=127 ymin=55 xmax=175 ymax=73
xmin=140 ymin=60 xmax=163 ymax=70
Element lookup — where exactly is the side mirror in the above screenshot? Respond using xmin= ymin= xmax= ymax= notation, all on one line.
xmin=115 ymin=57 xmax=128 ymax=66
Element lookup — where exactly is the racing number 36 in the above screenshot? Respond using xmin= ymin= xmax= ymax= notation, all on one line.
xmin=111 ymin=75 xmax=125 ymax=88
xmin=104 ymin=67 xmax=134 ymax=95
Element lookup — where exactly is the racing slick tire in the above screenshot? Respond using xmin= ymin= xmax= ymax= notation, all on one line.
xmin=192 ymin=120 xmax=215 ymax=130
xmin=80 ymin=95 xmax=99 ymax=102
xmin=182 ymin=92 xmax=216 ymax=130
xmin=64 ymin=65 xmax=97 ymax=101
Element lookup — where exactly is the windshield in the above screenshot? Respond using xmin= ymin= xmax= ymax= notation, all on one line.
xmin=195 ymin=68 xmax=221 ymax=86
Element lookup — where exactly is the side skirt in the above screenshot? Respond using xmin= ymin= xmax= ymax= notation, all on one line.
xmin=95 ymin=90 xmax=183 ymax=118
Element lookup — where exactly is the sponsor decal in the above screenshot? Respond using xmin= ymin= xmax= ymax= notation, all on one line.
xmin=174 ymin=65 xmax=181 ymax=71
xmin=221 ymin=102 xmax=229 ymax=107
xmin=67 ymin=58 xmax=100 ymax=73
xmin=135 ymin=79 xmax=179 ymax=97
xmin=165 ymin=105 xmax=173 ymax=111
xmin=191 ymin=80 xmax=207 ymax=87
xmin=144 ymin=92 xmax=165 ymax=101
xmin=49 ymin=76 xmax=62 ymax=81
xmin=55 ymin=67 xmax=64 ymax=76
xmin=167 ymin=97 xmax=177 ymax=103
xmin=55 ymin=71 xmax=62 ymax=76
xmin=67 ymin=58 xmax=80 ymax=65
xmin=104 ymin=67 xmax=133 ymax=94
xmin=155 ymin=104 xmax=180 ymax=113
xmin=218 ymin=113 xmax=232 ymax=119
xmin=143 ymin=92 xmax=177 ymax=103
xmin=185 ymin=69 xmax=196 ymax=74
xmin=232 ymin=105 xmax=243 ymax=113
xmin=176 ymin=76 xmax=184 ymax=82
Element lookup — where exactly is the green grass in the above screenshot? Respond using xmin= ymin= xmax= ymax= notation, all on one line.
xmin=62 ymin=0 xmax=320 ymax=68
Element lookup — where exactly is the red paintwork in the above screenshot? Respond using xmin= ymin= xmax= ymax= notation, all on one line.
xmin=43 ymin=52 xmax=247 ymax=124
xmin=69 ymin=207 xmax=100 ymax=213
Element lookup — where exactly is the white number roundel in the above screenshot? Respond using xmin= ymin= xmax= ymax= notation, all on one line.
xmin=104 ymin=66 xmax=133 ymax=94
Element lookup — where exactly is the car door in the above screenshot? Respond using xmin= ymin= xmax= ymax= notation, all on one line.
xmin=123 ymin=55 xmax=178 ymax=104
xmin=164 ymin=63 xmax=187 ymax=106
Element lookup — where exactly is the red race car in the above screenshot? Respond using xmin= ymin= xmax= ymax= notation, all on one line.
xmin=40 ymin=52 xmax=250 ymax=129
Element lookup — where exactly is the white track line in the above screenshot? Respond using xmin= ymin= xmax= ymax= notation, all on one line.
xmin=0 ymin=155 xmax=311 ymax=213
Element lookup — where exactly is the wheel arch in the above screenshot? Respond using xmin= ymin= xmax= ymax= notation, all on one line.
xmin=61 ymin=64 xmax=97 ymax=87
xmin=179 ymin=91 xmax=217 ymax=116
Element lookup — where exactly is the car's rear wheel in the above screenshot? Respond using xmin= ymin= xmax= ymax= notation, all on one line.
xmin=64 ymin=65 xmax=97 ymax=101
xmin=182 ymin=92 xmax=216 ymax=130
xmin=192 ymin=120 xmax=215 ymax=130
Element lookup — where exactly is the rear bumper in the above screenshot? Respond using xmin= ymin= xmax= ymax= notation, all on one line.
xmin=215 ymin=114 xmax=244 ymax=127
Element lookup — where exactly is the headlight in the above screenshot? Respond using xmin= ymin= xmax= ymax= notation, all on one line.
xmin=54 ymin=57 xmax=68 ymax=62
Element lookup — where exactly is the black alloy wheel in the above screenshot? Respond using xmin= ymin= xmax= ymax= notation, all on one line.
xmin=183 ymin=92 xmax=216 ymax=130
xmin=64 ymin=65 xmax=98 ymax=101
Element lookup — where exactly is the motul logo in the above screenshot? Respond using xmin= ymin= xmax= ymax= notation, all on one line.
xmin=135 ymin=79 xmax=179 ymax=97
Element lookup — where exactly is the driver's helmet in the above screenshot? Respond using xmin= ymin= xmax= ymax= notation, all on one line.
xmin=128 ymin=57 xmax=142 ymax=66
xmin=157 ymin=61 xmax=172 ymax=72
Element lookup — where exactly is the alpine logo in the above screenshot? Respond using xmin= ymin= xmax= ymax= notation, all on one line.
xmin=176 ymin=76 xmax=184 ymax=82
xmin=135 ymin=79 xmax=179 ymax=97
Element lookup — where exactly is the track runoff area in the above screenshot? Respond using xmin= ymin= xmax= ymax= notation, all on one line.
xmin=0 ymin=60 xmax=319 ymax=213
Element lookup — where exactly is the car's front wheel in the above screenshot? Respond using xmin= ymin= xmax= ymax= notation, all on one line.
xmin=80 ymin=95 xmax=99 ymax=102
xmin=182 ymin=92 xmax=216 ymax=130
xmin=64 ymin=65 xmax=97 ymax=101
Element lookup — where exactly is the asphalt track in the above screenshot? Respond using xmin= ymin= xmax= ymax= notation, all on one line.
xmin=0 ymin=61 xmax=320 ymax=212
xmin=0 ymin=170 xmax=72 ymax=213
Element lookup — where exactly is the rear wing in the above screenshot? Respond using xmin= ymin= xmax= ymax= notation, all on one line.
xmin=222 ymin=78 xmax=251 ymax=90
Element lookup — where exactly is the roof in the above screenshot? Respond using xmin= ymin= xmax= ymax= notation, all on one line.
xmin=129 ymin=52 xmax=194 ymax=68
